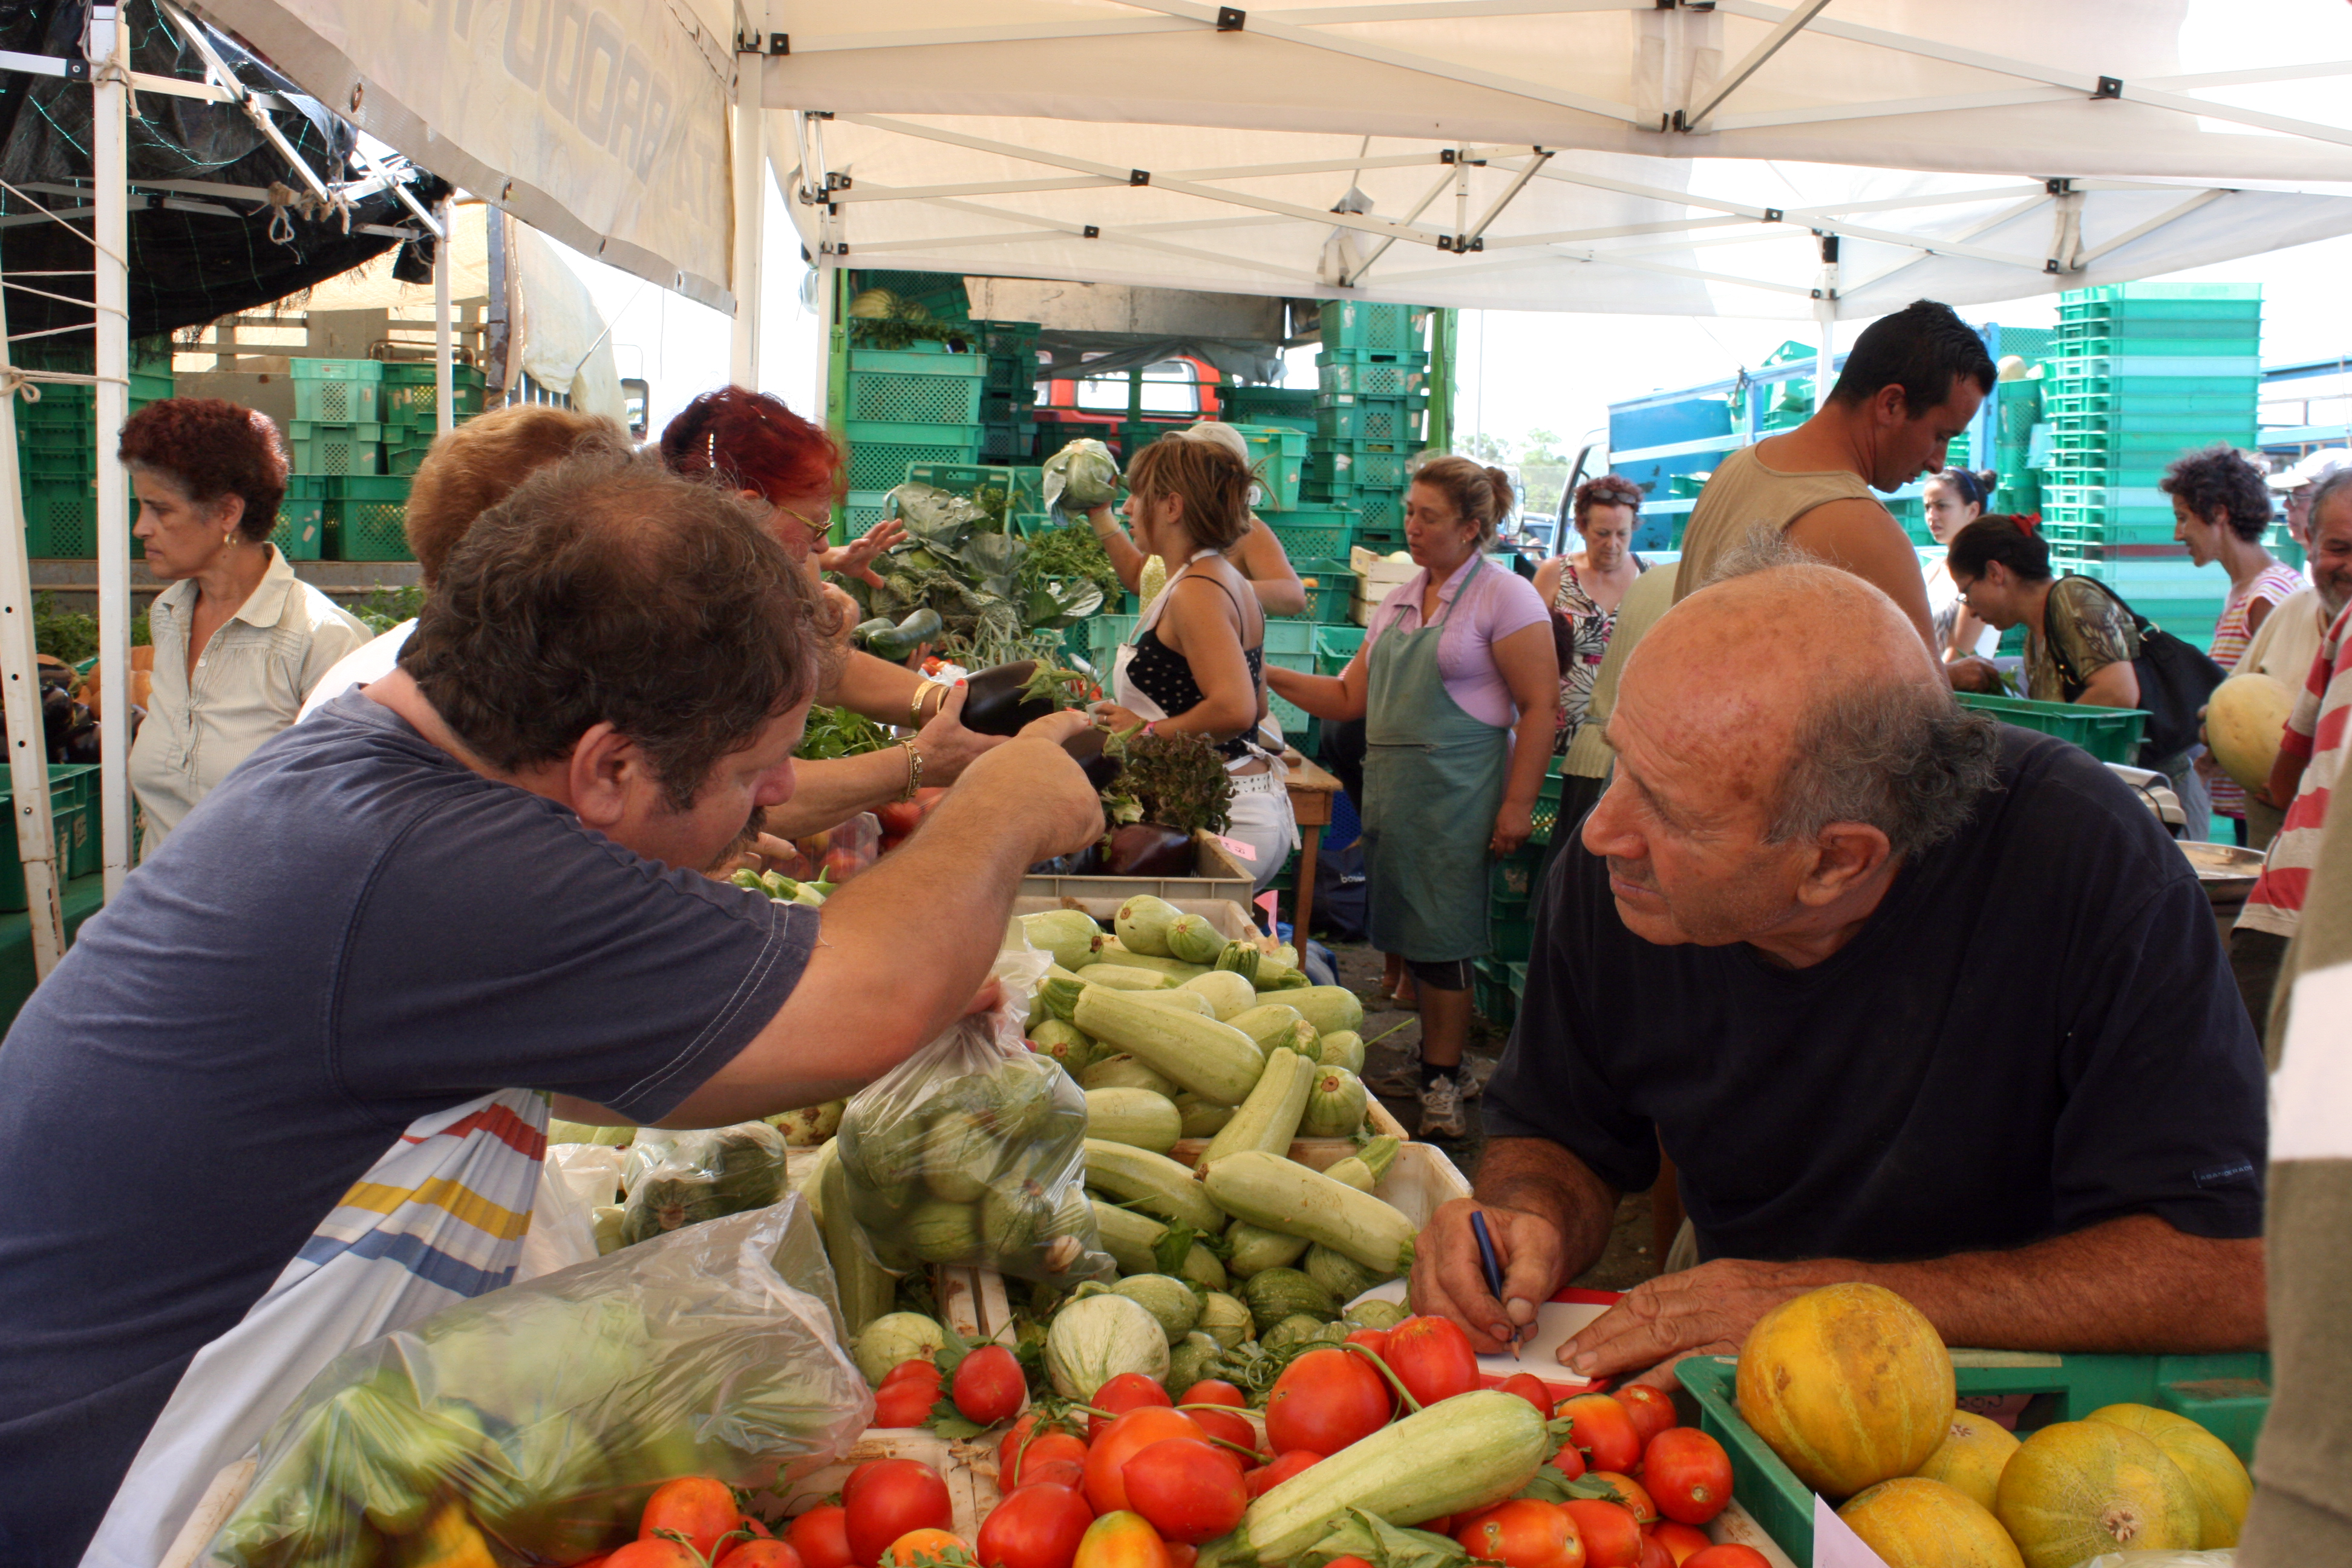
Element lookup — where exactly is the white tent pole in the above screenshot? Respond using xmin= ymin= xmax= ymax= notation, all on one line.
xmin=811 ymin=252 xmax=835 ymax=434
xmin=1681 ymin=0 xmax=1831 ymax=132
xmin=434 ymin=198 xmax=454 ymax=436
xmin=93 ymin=1 xmax=131 ymax=904
xmin=1813 ymin=244 xmax=1838 ymax=412
xmin=0 ymin=310 xmax=60 ymax=973
xmin=731 ymin=1 xmax=768 ymax=390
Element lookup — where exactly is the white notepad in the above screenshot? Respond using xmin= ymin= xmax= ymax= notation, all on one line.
xmin=1354 ymin=1281 xmax=1614 ymax=1390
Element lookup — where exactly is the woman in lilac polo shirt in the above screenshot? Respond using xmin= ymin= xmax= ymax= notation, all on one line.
xmin=1268 ymin=457 xmax=1557 ymax=1137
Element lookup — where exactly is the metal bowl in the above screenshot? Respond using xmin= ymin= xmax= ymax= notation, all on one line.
xmin=2179 ymin=840 xmax=2266 ymax=906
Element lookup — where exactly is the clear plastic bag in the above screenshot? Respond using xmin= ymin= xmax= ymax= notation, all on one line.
xmin=199 ymin=1197 xmax=871 ymax=1567
xmin=834 ymin=944 xmax=1111 ymax=1284
xmin=618 ymin=1119 xmax=789 ymax=1247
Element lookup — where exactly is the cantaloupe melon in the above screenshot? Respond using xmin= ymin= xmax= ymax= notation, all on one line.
xmin=1734 ymin=1282 xmax=1955 ymax=1499
xmin=1838 ymin=1477 xmax=2024 ymax=1568
xmin=1912 ymin=1409 xmax=2022 ymax=1512
xmin=2085 ymin=1402 xmax=2253 ymax=1549
xmin=1994 ymin=1419 xmax=2201 ymax=1568
xmin=2206 ymin=671 xmax=2296 ymax=791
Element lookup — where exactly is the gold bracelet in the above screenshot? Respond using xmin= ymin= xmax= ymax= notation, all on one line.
xmin=910 ymin=685 xmax=932 ymax=728
xmin=898 ymin=739 xmax=924 ymax=802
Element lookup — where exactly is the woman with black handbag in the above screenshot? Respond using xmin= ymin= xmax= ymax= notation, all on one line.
xmin=1947 ymin=514 xmax=2226 ymax=834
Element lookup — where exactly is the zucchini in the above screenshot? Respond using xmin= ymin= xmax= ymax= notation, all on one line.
xmin=1075 ymin=986 xmax=1267 ymax=1104
xmin=1166 ymin=912 xmax=1228 ymax=966
xmin=1324 ymin=1136 xmax=1400 ymax=1194
xmin=1021 ymin=909 xmax=1105 ymax=971
xmin=1236 ymin=1266 xmax=1337 ymax=1332
xmin=1305 ymin=1241 xmax=1393 ymax=1299
xmin=1195 ymin=1047 xmax=1314 ymax=1171
xmin=1180 ymin=970 xmax=1259 ymax=1021
xmin=818 ymin=1147 xmax=898 ymax=1337
xmin=1201 ymin=1149 xmax=1417 ymax=1276
xmin=1085 ymin=1087 xmax=1183 ymax=1154
xmin=1300 ymin=1064 xmax=1369 ymax=1138
xmin=1091 ymin=1198 xmax=1169 ymax=1274
xmin=1085 ymin=1138 xmax=1227 ymax=1233
xmin=1082 ymin=1054 xmax=1181 ymax=1097
xmin=1031 ymin=1018 xmax=1101 ymax=1074
xmin=1285 ymin=986 xmax=1365 ymax=1037
xmin=1174 ymin=1092 xmax=1237 ymax=1139
xmin=1236 ymin=1391 xmax=1550 ymax=1562
xmin=1226 ymin=1004 xmax=1307 ymax=1056
xmin=1094 ymin=944 xmax=1213 ymax=983
xmin=1214 ymin=941 xmax=1261 ymax=987
xmin=1116 ymin=894 xmax=1184 ymax=957
xmin=1318 ymin=1030 xmax=1365 ymax=1074
xmin=1084 ymin=964 xmax=1177 ymax=991
xmin=1222 ymin=1222 xmax=1309 ymax=1281
xmin=1130 ymin=988 xmax=1217 ymax=1018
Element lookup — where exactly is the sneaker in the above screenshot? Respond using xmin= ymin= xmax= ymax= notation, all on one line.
xmin=1418 ymin=1072 xmax=1469 ymax=1138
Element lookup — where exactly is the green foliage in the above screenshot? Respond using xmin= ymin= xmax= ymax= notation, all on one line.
xmin=1019 ymin=524 xmax=1124 ymax=604
xmin=1104 ymin=730 xmax=1233 ymax=835
xmin=795 ymin=705 xmax=895 ymax=762
xmin=33 ymin=595 xmax=149 ymax=664
xmin=348 ymin=584 xmax=425 ymax=635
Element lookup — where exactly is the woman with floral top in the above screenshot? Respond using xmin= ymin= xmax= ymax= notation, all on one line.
xmin=1534 ymin=474 xmax=1648 ymax=761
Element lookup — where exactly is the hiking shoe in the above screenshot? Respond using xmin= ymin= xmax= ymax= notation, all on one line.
xmin=1418 ymin=1072 xmax=1469 ymax=1138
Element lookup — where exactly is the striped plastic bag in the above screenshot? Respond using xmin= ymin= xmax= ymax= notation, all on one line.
xmin=80 ymin=1088 xmax=548 ymax=1568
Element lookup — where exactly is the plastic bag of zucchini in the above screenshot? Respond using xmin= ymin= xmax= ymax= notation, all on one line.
xmin=833 ymin=942 xmax=1112 ymax=1285
xmin=616 ymin=1118 xmax=788 ymax=1246
xmin=196 ymin=1197 xmax=871 ymax=1568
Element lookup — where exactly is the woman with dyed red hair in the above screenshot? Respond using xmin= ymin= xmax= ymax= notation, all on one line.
xmin=120 ymin=399 xmax=370 ymax=855
xmin=660 ymin=387 xmax=1005 ymax=840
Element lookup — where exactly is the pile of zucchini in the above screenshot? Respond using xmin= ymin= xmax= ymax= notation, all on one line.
xmin=1017 ymin=900 xmax=1429 ymax=1391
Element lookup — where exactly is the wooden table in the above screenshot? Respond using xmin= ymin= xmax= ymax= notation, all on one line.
xmin=1283 ymin=754 xmax=1343 ymax=941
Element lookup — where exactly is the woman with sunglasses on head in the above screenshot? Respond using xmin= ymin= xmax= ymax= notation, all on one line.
xmin=661 ymin=388 xmax=1006 ymax=840
xmin=1922 ymin=466 xmax=2001 ymax=662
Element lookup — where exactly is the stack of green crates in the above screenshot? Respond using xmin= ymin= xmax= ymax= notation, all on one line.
xmin=380 ymin=362 xmax=486 ymax=477
xmin=1302 ymin=301 xmax=1429 ymax=550
xmin=16 ymin=340 xmax=172 ymax=558
xmin=978 ymin=322 xmax=1041 ymax=465
xmin=2033 ymin=284 xmax=2262 ymax=647
xmin=841 ymin=341 xmax=986 ymax=535
xmin=1219 ymin=385 xmax=1316 ymax=435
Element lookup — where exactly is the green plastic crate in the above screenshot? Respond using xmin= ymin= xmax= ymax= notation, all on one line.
xmin=272 ymin=498 xmax=325 ymax=561
xmin=1314 ymin=398 xmax=1423 ymax=445
xmin=1219 ymin=386 xmax=1318 ymax=433
xmin=1306 ymin=444 xmax=1410 ymax=490
xmin=0 ymin=800 xmax=81 ymax=910
xmin=22 ymin=475 xmax=95 ymax=557
xmin=325 ymin=475 xmax=414 ymax=560
xmin=1286 ymin=558 xmax=1355 ymax=622
xmin=1229 ymin=424 xmax=1307 ymax=512
xmin=846 ymin=344 xmax=987 ymax=426
xmin=1319 ymin=301 xmax=1426 ymax=356
xmin=1268 ymin=510 xmax=1356 ymax=561
xmin=846 ymin=437 xmax=980 ymax=495
xmin=290 ymin=359 xmax=385 ymax=423
xmin=377 ymin=363 xmax=486 ymax=426
xmin=288 ymin=421 xmax=384 ymax=476
xmin=2059 ymin=281 xmax=2261 ymax=310
xmin=1957 ymin=693 xmax=2149 ymax=763
xmin=1473 ymin=956 xmax=1517 ymax=1029
xmin=903 ymin=462 xmax=1045 ymax=520
xmin=1680 ymin=1351 xmax=2269 ymax=1568
xmin=1317 ymin=356 xmax=1429 ymax=398
xmin=1314 ymin=623 xmax=1365 ymax=675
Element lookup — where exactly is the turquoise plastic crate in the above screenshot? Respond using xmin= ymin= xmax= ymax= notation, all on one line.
xmin=1319 ymin=300 xmax=1426 ymax=355
xmin=903 ymin=462 xmax=1045 ymax=520
xmin=1229 ymin=423 xmax=1307 ymax=512
xmin=325 ymin=474 xmax=414 ymax=560
xmin=1314 ymin=398 xmax=1423 ymax=445
xmin=846 ymin=437 xmax=980 ymax=495
xmin=290 ymin=359 xmax=384 ymax=423
xmin=1287 ymin=558 xmax=1355 ymax=621
xmin=1317 ymin=356 xmax=1429 ymax=397
xmin=1219 ymin=386 xmax=1317 ymax=433
xmin=2059 ymin=281 xmax=2261 ymax=310
xmin=377 ymin=362 xmax=486 ymax=425
xmin=1681 ymin=1351 xmax=2269 ymax=1568
xmin=1473 ymin=956 xmax=1516 ymax=1028
xmin=1269 ymin=688 xmax=1310 ymax=742
xmin=1957 ymin=693 xmax=2149 ymax=763
xmin=1268 ymin=509 xmax=1356 ymax=561
xmin=272 ymin=498 xmax=325 ymax=560
xmin=846 ymin=343 xmax=987 ymax=426
xmin=287 ymin=420 xmax=384 ymax=476
xmin=1306 ymin=445 xmax=1410 ymax=490
xmin=1314 ymin=623 xmax=1365 ymax=675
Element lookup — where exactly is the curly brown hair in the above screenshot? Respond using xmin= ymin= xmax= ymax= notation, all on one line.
xmin=1128 ymin=434 xmax=1252 ymax=550
xmin=399 ymin=450 xmax=838 ymax=809
xmin=1573 ymin=474 xmax=1643 ymax=524
xmin=2160 ymin=445 xmax=2273 ymax=542
xmin=117 ymin=398 xmax=288 ymax=540
xmin=405 ymin=405 xmax=630 ymax=586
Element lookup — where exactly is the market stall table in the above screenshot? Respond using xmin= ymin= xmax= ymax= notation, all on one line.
xmin=1282 ymin=754 xmax=1342 ymax=942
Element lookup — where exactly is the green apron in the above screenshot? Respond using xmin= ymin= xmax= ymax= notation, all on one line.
xmin=1362 ymin=554 xmax=1511 ymax=964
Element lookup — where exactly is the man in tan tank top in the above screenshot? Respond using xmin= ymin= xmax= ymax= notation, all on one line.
xmin=1676 ymin=301 xmax=2001 ymax=690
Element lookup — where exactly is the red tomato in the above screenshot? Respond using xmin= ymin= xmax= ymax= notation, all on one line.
xmin=607 ymin=1544 xmax=702 ymax=1568
xmin=1241 ymin=1450 xmax=1322 ymax=1499
xmin=979 ymin=1484 xmax=1095 ymax=1568
xmin=1165 ymin=1546 xmax=1195 ymax=1568
xmin=1640 ymin=1429 xmax=1731 ymax=1526
xmin=844 ymin=1459 xmax=953 ymax=1567
xmin=1089 ymin=1374 xmax=1175 ymax=1441
xmin=1497 ymin=1373 xmax=1555 ymax=1415
xmin=1121 ymin=1439 xmax=1248 ymax=1546
xmin=1264 ymin=1349 xmax=1391 ymax=1456
xmin=717 ymin=1544 xmax=805 ymax=1568
xmin=1680 ymin=1550 xmax=1771 ymax=1568
xmin=786 ymin=1504 xmax=854 ymax=1568
xmin=1584 ymin=1475 xmax=1656 ymax=1524
xmin=1549 ymin=1440 xmax=1588 ymax=1481
xmin=1083 ymin=1408 xmax=1205 ymax=1516
xmin=955 ymin=1345 xmax=1028 ymax=1426
xmin=1558 ymin=1394 xmax=1644 ymax=1475
xmin=1342 ymin=1328 xmax=1392 ymax=1357
xmin=1647 ymin=1523 xmax=1711 ymax=1566
xmin=883 ymin=1530 xmax=971 ymax=1568
xmin=1072 ymin=1511 xmax=1172 ymax=1568
xmin=1379 ymin=1317 xmax=1480 ymax=1408
xmin=743 ymin=1520 xmax=776 ymax=1540
xmin=876 ymin=800 xmax=924 ymax=837
xmin=1615 ymin=1385 xmax=1677 ymax=1447
xmin=883 ymin=1359 xmax=944 ymax=1388
xmin=1561 ymin=1501 xmax=1644 ymax=1568
xmin=1325 ymin=1558 xmax=1377 ymax=1568
xmin=875 ymin=1380 xmax=942 ymax=1427
xmin=1635 ymin=1536 xmax=1672 ymax=1568
xmin=641 ymin=1477 xmax=743 ymax=1563
xmin=1452 ymin=1500 xmax=1586 ymax=1568
xmin=1179 ymin=1380 xmax=1246 ymax=1409
xmin=1000 ymin=1415 xmax=1080 ymax=1475
xmin=1005 ymin=1433 xmax=1092 ymax=1492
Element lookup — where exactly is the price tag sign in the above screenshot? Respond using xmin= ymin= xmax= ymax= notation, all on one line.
xmin=1214 ymin=834 xmax=1258 ymax=863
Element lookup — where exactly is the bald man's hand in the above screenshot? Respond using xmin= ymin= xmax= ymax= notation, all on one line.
xmin=1555 ymin=1259 xmax=1820 ymax=1391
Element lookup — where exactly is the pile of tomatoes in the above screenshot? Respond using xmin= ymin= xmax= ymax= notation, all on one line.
xmin=568 ymin=1317 xmax=1771 ymax=1568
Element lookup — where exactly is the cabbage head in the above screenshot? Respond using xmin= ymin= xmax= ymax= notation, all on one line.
xmin=1044 ymin=439 xmax=1124 ymax=515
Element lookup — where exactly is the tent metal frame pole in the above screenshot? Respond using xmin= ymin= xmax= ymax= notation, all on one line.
xmin=1348 ymin=166 xmax=1464 ymax=284
xmin=901 ymin=195 xmax=1327 ymax=283
xmin=434 ymin=197 xmax=454 ymax=436
xmin=1679 ymin=0 xmax=1831 ymax=132
xmin=2072 ymin=188 xmax=2227 ymax=270
xmin=92 ymin=2 xmax=130 ymax=904
xmin=731 ymin=0 xmax=767 ymax=389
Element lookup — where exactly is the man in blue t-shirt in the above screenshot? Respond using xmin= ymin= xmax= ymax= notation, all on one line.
xmin=1410 ymin=552 xmax=2267 ymax=1387
xmin=0 ymin=452 xmax=1103 ymax=1563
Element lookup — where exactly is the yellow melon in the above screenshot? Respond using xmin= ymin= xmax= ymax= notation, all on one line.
xmin=2206 ymin=671 xmax=2296 ymax=791
xmin=1912 ymin=1409 xmax=2022 ymax=1512
xmin=1838 ymin=1477 xmax=2024 ymax=1568
xmin=1734 ymin=1282 xmax=1955 ymax=1499
xmin=2085 ymin=1402 xmax=2253 ymax=1549
xmin=1994 ymin=1419 xmax=2201 ymax=1568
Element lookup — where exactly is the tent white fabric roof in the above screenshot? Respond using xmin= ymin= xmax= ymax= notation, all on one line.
xmin=757 ymin=0 xmax=2352 ymax=319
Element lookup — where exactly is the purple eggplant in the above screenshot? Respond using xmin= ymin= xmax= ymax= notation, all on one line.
xmin=1099 ymin=823 xmax=1194 ymax=878
xmin=1063 ymin=726 xmax=1124 ymax=792
xmin=960 ymin=660 xmax=1057 ymax=736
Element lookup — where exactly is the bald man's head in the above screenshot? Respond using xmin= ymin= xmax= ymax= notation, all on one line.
xmin=1586 ymin=549 xmax=2000 ymax=954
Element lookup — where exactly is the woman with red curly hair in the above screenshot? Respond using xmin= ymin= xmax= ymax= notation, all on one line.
xmin=120 ymin=399 xmax=369 ymax=854
xmin=660 ymin=387 xmax=1008 ymax=840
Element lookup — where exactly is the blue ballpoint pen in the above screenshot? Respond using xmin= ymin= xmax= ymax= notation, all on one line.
xmin=1468 ymin=1209 xmax=1521 ymax=1360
